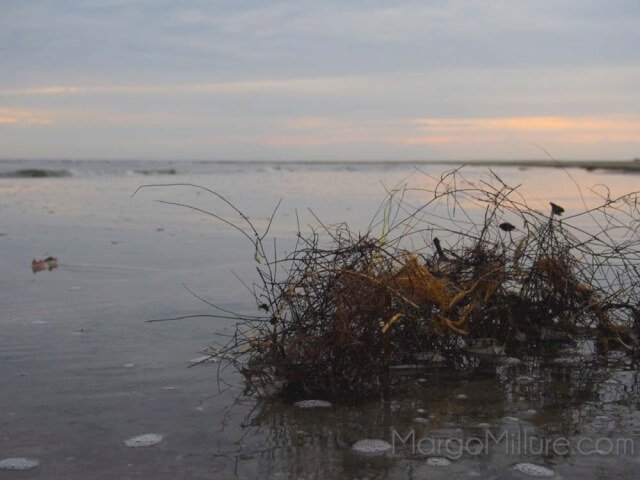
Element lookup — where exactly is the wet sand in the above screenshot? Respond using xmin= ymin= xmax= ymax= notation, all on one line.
xmin=1 ymin=161 xmax=640 ymax=479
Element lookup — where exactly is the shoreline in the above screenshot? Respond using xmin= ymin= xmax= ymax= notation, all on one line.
xmin=1 ymin=158 xmax=639 ymax=174
xmin=428 ymin=158 xmax=640 ymax=173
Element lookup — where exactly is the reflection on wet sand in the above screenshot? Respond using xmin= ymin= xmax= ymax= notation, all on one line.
xmin=227 ymin=346 xmax=640 ymax=479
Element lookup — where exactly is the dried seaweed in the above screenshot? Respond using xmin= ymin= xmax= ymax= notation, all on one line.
xmin=137 ymin=169 xmax=640 ymax=401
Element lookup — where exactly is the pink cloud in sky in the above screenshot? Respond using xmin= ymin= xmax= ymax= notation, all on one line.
xmin=0 ymin=108 xmax=51 ymax=126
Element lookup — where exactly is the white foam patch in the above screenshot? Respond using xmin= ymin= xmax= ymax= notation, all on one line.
xmin=426 ymin=457 xmax=451 ymax=467
xmin=124 ymin=433 xmax=163 ymax=448
xmin=351 ymin=439 xmax=392 ymax=454
xmin=0 ymin=458 xmax=40 ymax=470
xmin=513 ymin=462 xmax=555 ymax=477
xmin=294 ymin=400 xmax=332 ymax=408
xmin=123 ymin=363 xmax=135 ymax=368
xmin=456 ymin=394 xmax=469 ymax=400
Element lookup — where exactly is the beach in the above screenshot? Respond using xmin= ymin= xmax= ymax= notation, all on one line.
xmin=2 ymin=160 xmax=640 ymax=479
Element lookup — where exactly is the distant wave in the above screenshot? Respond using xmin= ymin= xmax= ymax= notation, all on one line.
xmin=134 ymin=168 xmax=177 ymax=175
xmin=0 ymin=168 xmax=72 ymax=178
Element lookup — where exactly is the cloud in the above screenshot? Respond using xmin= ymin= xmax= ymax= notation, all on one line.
xmin=405 ymin=116 xmax=640 ymax=144
xmin=0 ymin=77 xmax=360 ymax=97
xmin=2 ymin=0 xmax=639 ymax=88
xmin=2 ymin=64 xmax=639 ymax=116
xmin=0 ymin=108 xmax=51 ymax=126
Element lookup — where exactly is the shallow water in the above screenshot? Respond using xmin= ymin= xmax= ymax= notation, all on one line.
xmin=1 ymin=160 xmax=639 ymax=479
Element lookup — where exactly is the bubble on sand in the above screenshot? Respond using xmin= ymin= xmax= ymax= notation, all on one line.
xmin=426 ymin=457 xmax=451 ymax=467
xmin=416 ymin=408 xmax=427 ymax=414
xmin=551 ymin=357 xmax=578 ymax=366
xmin=456 ymin=393 xmax=469 ymax=400
xmin=293 ymin=400 xmax=332 ymax=408
xmin=0 ymin=458 xmax=40 ymax=470
xmin=429 ymin=428 xmax=464 ymax=439
xmin=516 ymin=375 xmax=534 ymax=385
xmin=351 ymin=439 xmax=392 ymax=455
xmin=513 ymin=462 xmax=555 ymax=477
xmin=502 ymin=357 xmax=522 ymax=366
xmin=124 ymin=433 xmax=163 ymax=448
xmin=591 ymin=415 xmax=614 ymax=430
xmin=189 ymin=355 xmax=218 ymax=364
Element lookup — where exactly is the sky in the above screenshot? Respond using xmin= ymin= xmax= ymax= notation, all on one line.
xmin=0 ymin=0 xmax=639 ymax=161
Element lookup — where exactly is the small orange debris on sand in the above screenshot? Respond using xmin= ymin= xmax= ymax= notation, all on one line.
xmin=31 ymin=256 xmax=58 ymax=273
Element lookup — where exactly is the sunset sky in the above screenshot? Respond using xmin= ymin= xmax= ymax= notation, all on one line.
xmin=1 ymin=0 xmax=639 ymax=161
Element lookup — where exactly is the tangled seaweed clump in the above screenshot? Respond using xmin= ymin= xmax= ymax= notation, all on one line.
xmin=138 ymin=169 xmax=640 ymax=401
